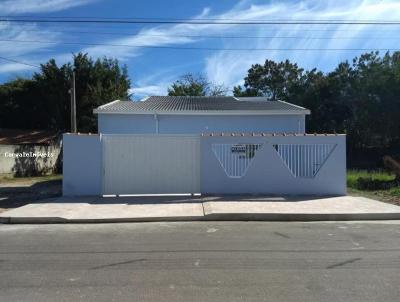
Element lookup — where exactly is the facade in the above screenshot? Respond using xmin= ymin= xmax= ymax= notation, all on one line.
xmin=63 ymin=96 xmax=346 ymax=197
xmin=0 ymin=128 xmax=61 ymax=176
xmin=94 ymin=96 xmax=310 ymax=134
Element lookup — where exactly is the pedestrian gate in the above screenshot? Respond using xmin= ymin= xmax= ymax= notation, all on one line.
xmin=102 ymin=135 xmax=200 ymax=195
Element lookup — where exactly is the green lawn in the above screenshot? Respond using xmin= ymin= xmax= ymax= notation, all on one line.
xmin=347 ymin=170 xmax=400 ymax=206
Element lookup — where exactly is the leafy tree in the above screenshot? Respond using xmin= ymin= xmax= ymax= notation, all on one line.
xmin=168 ymin=74 xmax=227 ymax=96
xmin=0 ymin=53 xmax=131 ymax=132
xmin=234 ymin=52 xmax=400 ymax=168
xmin=0 ymin=78 xmax=39 ymax=129
xmin=233 ymin=59 xmax=304 ymax=101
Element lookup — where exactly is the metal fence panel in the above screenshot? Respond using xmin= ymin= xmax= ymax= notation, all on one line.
xmin=102 ymin=135 xmax=200 ymax=195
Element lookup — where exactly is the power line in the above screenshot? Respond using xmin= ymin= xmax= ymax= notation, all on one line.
xmin=0 ymin=56 xmax=40 ymax=68
xmin=17 ymin=28 xmax=400 ymax=40
xmin=2 ymin=18 xmax=400 ymax=25
xmin=33 ymin=21 xmax=400 ymax=33
xmin=0 ymin=39 xmax=397 ymax=52
xmin=3 ymin=15 xmax=400 ymax=22
xmin=0 ymin=15 xmax=392 ymax=20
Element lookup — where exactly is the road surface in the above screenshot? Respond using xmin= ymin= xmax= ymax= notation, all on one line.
xmin=0 ymin=221 xmax=399 ymax=301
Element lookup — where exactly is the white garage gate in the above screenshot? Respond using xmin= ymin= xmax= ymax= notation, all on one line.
xmin=102 ymin=134 xmax=200 ymax=195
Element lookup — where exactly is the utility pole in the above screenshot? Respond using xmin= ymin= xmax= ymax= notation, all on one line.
xmin=69 ymin=71 xmax=77 ymax=133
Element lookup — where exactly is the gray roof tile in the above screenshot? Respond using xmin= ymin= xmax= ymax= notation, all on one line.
xmin=94 ymin=96 xmax=309 ymax=113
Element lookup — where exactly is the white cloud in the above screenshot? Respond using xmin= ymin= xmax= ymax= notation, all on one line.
xmin=131 ymin=85 xmax=169 ymax=99
xmin=0 ymin=22 xmax=60 ymax=57
xmin=125 ymin=0 xmax=400 ymax=95
xmin=0 ymin=62 xmax=36 ymax=73
xmin=81 ymin=27 xmax=194 ymax=60
xmin=0 ymin=22 xmax=63 ymax=72
xmin=204 ymin=0 xmax=400 ymax=89
xmin=0 ymin=0 xmax=99 ymax=74
xmin=0 ymin=0 xmax=97 ymax=14
xmin=3 ymin=0 xmax=400 ymax=93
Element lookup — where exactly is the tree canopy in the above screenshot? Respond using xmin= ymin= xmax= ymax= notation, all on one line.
xmin=0 ymin=53 xmax=131 ymax=132
xmin=1 ymin=51 xmax=399 ymax=167
xmin=234 ymin=51 xmax=400 ymax=167
xmin=168 ymin=74 xmax=227 ymax=96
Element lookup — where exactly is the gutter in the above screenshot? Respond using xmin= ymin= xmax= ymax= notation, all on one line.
xmin=154 ymin=113 xmax=159 ymax=134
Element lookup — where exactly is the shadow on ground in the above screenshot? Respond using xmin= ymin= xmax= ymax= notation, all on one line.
xmin=0 ymin=179 xmax=61 ymax=210
xmin=0 ymin=177 xmax=339 ymax=210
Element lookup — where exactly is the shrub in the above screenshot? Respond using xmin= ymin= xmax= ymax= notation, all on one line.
xmin=348 ymin=170 xmax=398 ymax=190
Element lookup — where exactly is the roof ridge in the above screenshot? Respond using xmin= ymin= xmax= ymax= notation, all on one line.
xmin=93 ymin=95 xmax=310 ymax=115
xmin=277 ymin=100 xmax=307 ymax=110
xmin=96 ymin=99 xmax=121 ymax=109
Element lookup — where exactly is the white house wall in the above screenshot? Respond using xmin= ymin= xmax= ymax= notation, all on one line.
xmin=98 ymin=114 xmax=306 ymax=134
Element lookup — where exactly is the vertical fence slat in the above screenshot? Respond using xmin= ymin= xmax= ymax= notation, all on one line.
xmin=273 ymin=144 xmax=336 ymax=178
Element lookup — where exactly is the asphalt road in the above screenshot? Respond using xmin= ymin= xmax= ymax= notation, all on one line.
xmin=0 ymin=221 xmax=399 ymax=302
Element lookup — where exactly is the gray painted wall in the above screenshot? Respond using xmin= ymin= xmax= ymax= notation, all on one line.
xmin=98 ymin=114 xmax=306 ymax=134
xmin=0 ymin=144 xmax=60 ymax=176
xmin=200 ymin=135 xmax=346 ymax=196
xmin=62 ymin=134 xmax=102 ymax=196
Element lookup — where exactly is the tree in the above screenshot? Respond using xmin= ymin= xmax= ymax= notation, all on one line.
xmin=233 ymin=59 xmax=304 ymax=101
xmin=168 ymin=74 xmax=227 ymax=96
xmin=0 ymin=53 xmax=131 ymax=132
xmin=234 ymin=52 xmax=400 ymax=168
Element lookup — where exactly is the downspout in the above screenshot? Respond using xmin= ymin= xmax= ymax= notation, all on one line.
xmin=154 ymin=113 xmax=159 ymax=134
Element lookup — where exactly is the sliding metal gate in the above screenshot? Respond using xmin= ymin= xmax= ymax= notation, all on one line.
xmin=102 ymin=135 xmax=200 ymax=195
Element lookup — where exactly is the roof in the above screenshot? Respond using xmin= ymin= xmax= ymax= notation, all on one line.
xmin=94 ymin=96 xmax=310 ymax=115
xmin=0 ymin=128 xmax=60 ymax=145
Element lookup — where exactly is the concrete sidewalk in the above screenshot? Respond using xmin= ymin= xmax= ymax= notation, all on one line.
xmin=1 ymin=195 xmax=400 ymax=223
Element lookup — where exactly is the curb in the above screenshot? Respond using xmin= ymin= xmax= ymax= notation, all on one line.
xmin=1 ymin=213 xmax=400 ymax=224
xmin=203 ymin=213 xmax=400 ymax=221
xmin=0 ymin=216 xmax=207 ymax=224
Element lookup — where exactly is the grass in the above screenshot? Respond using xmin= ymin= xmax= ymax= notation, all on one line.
xmin=0 ymin=174 xmax=62 ymax=184
xmin=347 ymin=170 xmax=395 ymax=187
xmin=347 ymin=170 xmax=400 ymax=206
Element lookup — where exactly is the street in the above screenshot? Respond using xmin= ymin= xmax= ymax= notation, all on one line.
xmin=0 ymin=221 xmax=399 ymax=302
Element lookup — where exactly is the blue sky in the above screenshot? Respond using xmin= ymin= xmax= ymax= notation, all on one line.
xmin=1 ymin=0 xmax=400 ymax=99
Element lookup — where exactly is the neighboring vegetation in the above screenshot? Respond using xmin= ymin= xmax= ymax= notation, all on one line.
xmin=0 ymin=53 xmax=130 ymax=133
xmin=169 ymin=51 xmax=400 ymax=168
xmin=168 ymin=73 xmax=228 ymax=96
xmin=1 ymin=51 xmax=400 ymax=168
xmin=347 ymin=170 xmax=400 ymax=205
xmin=0 ymin=174 xmax=62 ymax=184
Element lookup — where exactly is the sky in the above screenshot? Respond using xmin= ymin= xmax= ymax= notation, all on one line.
xmin=1 ymin=0 xmax=400 ymax=99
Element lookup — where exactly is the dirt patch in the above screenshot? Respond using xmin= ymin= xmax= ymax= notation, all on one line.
xmin=347 ymin=187 xmax=400 ymax=207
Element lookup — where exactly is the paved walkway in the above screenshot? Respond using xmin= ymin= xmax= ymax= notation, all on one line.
xmin=1 ymin=195 xmax=400 ymax=223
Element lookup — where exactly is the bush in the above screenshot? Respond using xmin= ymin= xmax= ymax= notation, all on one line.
xmin=348 ymin=170 xmax=398 ymax=190
xmin=355 ymin=177 xmax=393 ymax=190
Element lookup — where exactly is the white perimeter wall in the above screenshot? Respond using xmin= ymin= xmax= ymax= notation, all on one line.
xmin=200 ymin=135 xmax=346 ymax=196
xmin=62 ymin=134 xmax=102 ymax=196
xmin=62 ymin=133 xmax=346 ymax=196
xmin=98 ymin=114 xmax=306 ymax=134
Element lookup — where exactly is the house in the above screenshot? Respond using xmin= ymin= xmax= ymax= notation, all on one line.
xmin=0 ymin=128 xmax=61 ymax=176
xmin=63 ymin=96 xmax=346 ymax=197
xmin=93 ymin=96 xmax=310 ymax=135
